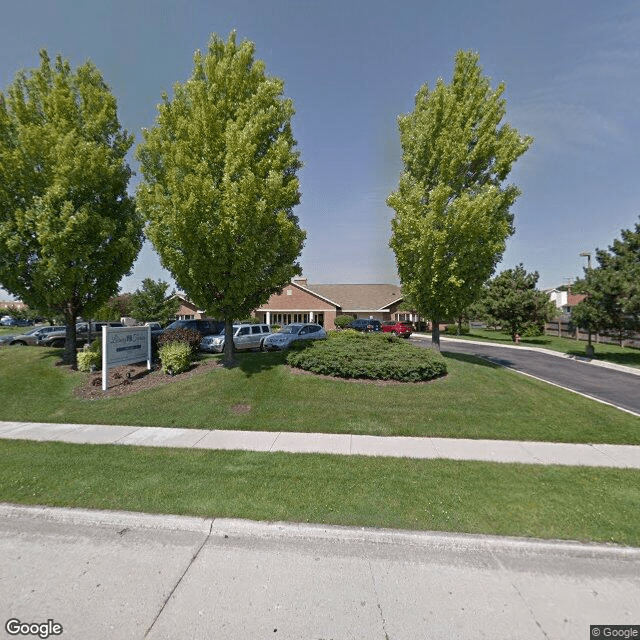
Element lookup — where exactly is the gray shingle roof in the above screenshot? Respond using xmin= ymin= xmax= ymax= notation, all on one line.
xmin=305 ymin=284 xmax=402 ymax=311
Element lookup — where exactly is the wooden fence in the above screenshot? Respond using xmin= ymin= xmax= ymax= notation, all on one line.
xmin=545 ymin=318 xmax=640 ymax=349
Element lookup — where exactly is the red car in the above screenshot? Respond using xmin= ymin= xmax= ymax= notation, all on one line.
xmin=381 ymin=321 xmax=413 ymax=338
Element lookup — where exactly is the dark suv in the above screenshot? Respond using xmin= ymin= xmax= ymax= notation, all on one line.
xmin=162 ymin=319 xmax=224 ymax=337
xmin=348 ymin=318 xmax=382 ymax=333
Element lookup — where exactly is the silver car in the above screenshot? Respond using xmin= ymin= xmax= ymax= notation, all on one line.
xmin=0 ymin=325 xmax=65 ymax=346
xmin=200 ymin=323 xmax=271 ymax=353
xmin=263 ymin=323 xmax=326 ymax=350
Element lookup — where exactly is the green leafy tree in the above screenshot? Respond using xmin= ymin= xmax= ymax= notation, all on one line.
xmin=128 ymin=278 xmax=179 ymax=325
xmin=478 ymin=264 xmax=555 ymax=342
xmin=387 ymin=51 xmax=532 ymax=349
xmin=0 ymin=51 xmax=143 ymax=366
xmin=573 ymin=217 xmax=640 ymax=347
xmin=93 ymin=293 xmax=132 ymax=322
xmin=137 ymin=32 xmax=306 ymax=366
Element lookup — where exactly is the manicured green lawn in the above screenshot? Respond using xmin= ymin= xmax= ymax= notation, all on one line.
xmin=1 ymin=439 xmax=638 ymax=546
xmin=438 ymin=328 xmax=640 ymax=369
xmin=0 ymin=345 xmax=638 ymax=443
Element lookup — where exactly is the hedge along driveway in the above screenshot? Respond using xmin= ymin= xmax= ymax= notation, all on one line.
xmin=0 ymin=347 xmax=638 ymax=444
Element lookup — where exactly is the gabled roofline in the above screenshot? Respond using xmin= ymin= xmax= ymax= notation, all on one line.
xmin=293 ymin=283 xmax=342 ymax=308
xmin=376 ymin=296 xmax=404 ymax=311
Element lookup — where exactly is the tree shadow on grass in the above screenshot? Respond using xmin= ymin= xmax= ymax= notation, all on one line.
xmin=235 ymin=349 xmax=287 ymax=377
xmin=441 ymin=351 xmax=504 ymax=369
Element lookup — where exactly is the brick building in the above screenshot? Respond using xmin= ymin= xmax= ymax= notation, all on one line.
xmin=171 ymin=278 xmax=423 ymax=330
xmin=255 ymin=277 xmax=412 ymax=330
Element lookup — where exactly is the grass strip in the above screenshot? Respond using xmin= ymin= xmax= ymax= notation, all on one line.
xmin=0 ymin=347 xmax=638 ymax=443
xmin=1 ymin=439 xmax=639 ymax=546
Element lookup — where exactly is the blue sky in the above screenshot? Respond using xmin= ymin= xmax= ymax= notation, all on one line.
xmin=1 ymin=0 xmax=639 ymax=298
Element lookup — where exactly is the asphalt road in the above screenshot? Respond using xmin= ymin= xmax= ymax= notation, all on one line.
xmin=412 ymin=337 xmax=640 ymax=416
xmin=1 ymin=505 xmax=639 ymax=640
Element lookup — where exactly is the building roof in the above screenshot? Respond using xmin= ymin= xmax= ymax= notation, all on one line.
xmin=305 ymin=284 xmax=402 ymax=311
xmin=567 ymin=293 xmax=586 ymax=306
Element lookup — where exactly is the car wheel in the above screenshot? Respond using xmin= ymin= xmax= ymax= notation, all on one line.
xmin=50 ymin=339 xmax=65 ymax=348
xmin=11 ymin=340 xmax=27 ymax=346
xmin=391 ymin=331 xmax=398 ymax=336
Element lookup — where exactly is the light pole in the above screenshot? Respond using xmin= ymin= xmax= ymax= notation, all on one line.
xmin=579 ymin=251 xmax=593 ymax=356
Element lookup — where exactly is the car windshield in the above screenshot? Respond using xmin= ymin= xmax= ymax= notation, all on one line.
xmin=280 ymin=324 xmax=303 ymax=334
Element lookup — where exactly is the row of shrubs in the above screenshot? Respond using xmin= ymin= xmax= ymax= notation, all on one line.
xmin=78 ymin=326 xmax=449 ymax=383
xmin=286 ymin=329 xmax=447 ymax=382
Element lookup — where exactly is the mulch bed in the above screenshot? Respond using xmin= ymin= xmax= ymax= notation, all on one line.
xmin=72 ymin=358 xmax=441 ymax=400
xmin=74 ymin=358 xmax=223 ymax=399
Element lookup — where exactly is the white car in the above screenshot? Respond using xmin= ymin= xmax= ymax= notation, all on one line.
xmin=200 ymin=323 xmax=271 ymax=353
xmin=262 ymin=323 xmax=326 ymax=350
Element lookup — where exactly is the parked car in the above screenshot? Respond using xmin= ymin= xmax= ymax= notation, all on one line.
xmin=263 ymin=323 xmax=326 ymax=350
xmin=0 ymin=325 xmax=66 ymax=347
xmin=39 ymin=321 xmax=124 ymax=348
xmin=381 ymin=321 xmax=413 ymax=338
xmin=161 ymin=319 xmax=224 ymax=338
xmin=200 ymin=323 xmax=271 ymax=353
xmin=1 ymin=316 xmax=17 ymax=326
xmin=348 ymin=318 xmax=382 ymax=333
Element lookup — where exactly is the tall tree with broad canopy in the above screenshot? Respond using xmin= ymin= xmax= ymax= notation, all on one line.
xmin=0 ymin=51 xmax=143 ymax=367
xmin=387 ymin=51 xmax=532 ymax=349
xmin=136 ymin=32 xmax=306 ymax=367
xmin=477 ymin=264 xmax=555 ymax=341
xmin=128 ymin=278 xmax=179 ymax=325
xmin=572 ymin=217 xmax=640 ymax=348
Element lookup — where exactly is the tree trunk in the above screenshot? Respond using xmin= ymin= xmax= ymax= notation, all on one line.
xmin=222 ymin=317 xmax=237 ymax=368
xmin=431 ymin=319 xmax=441 ymax=351
xmin=62 ymin=310 xmax=78 ymax=368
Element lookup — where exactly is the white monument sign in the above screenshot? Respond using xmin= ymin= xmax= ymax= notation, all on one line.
xmin=102 ymin=325 xmax=152 ymax=391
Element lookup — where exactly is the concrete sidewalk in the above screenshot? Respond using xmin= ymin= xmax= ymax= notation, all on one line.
xmin=2 ymin=420 xmax=640 ymax=469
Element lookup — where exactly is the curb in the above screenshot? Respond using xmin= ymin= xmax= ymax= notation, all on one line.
xmin=2 ymin=502 xmax=639 ymax=557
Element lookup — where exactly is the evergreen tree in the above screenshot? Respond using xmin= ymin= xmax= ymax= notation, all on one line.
xmin=128 ymin=278 xmax=179 ymax=325
xmin=573 ymin=217 xmax=640 ymax=347
xmin=479 ymin=264 xmax=555 ymax=341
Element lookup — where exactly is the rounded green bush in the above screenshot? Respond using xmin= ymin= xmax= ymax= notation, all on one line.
xmin=77 ymin=349 xmax=101 ymax=372
xmin=334 ymin=314 xmax=355 ymax=329
xmin=286 ymin=330 xmax=447 ymax=382
xmin=158 ymin=341 xmax=192 ymax=375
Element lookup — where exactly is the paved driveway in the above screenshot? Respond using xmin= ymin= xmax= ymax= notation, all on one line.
xmin=412 ymin=337 xmax=640 ymax=416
